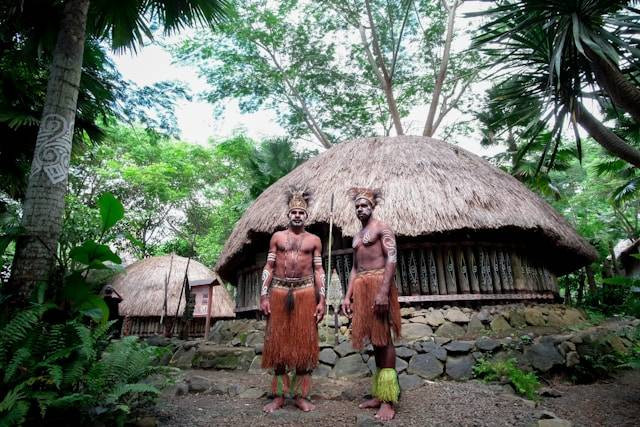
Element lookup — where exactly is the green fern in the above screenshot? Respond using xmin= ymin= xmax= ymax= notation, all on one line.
xmin=4 ymin=348 xmax=32 ymax=383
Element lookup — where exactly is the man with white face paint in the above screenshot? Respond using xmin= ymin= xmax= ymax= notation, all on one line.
xmin=260 ymin=188 xmax=326 ymax=413
xmin=342 ymin=187 xmax=402 ymax=421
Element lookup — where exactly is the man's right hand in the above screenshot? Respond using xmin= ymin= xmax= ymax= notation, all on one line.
xmin=341 ymin=297 xmax=352 ymax=318
xmin=260 ymin=296 xmax=271 ymax=316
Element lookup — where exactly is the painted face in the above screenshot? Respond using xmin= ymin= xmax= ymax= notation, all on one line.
xmin=355 ymin=198 xmax=373 ymax=221
xmin=288 ymin=208 xmax=307 ymax=227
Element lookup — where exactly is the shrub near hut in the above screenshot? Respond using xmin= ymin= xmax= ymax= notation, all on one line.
xmin=0 ymin=194 xmax=170 ymax=425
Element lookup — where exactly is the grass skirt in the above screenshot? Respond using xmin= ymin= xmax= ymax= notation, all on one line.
xmin=351 ymin=270 xmax=401 ymax=350
xmin=262 ymin=285 xmax=319 ymax=371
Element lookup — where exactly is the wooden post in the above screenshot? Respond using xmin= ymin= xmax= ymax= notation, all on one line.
xmin=576 ymin=269 xmax=585 ymax=305
xmin=455 ymin=247 xmax=470 ymax=293
xmin=204 ymin=283 xmax=213 ymax=340
xmin=585 ymin=264 xmax=597 ymax=297
xmin=445 ymin=247 xmax=457 ymax=294
xmin=435 ymin=247 xmax=447 ymax=295
xmin=490 ymin=249 xmax=502 ymax=293
xmin=465 ymin=247 xmax=480 ymax=293
xmin=510 ymin=254 xmax=526 ymax=292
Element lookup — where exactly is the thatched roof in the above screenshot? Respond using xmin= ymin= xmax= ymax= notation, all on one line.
xmin=216 ymin=136 xmax=597 ymax=277
xmin=111 ymin=254 xmax=235 ymax=318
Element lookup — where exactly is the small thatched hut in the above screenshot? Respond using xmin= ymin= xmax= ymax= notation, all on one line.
xmin=216 ymin=136 xmax=598 ymax=313
xmin=111 ymin=254 xmax=235 ymax=337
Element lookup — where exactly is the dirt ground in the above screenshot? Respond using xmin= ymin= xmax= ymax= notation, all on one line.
xmin=152 ymin=369 xmax=640 ymax=427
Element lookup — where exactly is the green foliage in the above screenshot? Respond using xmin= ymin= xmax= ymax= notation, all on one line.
xmin=174 ymin=0 xmax=481 ymax=145
xmin=473 ymin=358 xmax=540 ymax=401
xmin=472 ymin=0 xmax=640 ymax=166
xmin=0 ymin=194 xmax=169 ymax=425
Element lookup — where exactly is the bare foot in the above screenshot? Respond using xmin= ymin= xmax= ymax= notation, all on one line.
xmin=294 ymin=397 xmax=315 ymax=412
xmin=262 ymin=396 xmax=285 ymax=413
xmin=358 ymin=398 xmax=381 ymax=409
xmin=374 ymin=402 xmax=395 ymax=421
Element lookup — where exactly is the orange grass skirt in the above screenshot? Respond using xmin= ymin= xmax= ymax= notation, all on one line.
xmin=351 ymin=270 xmax=402 ymax=350
xmin=262 ymin=285 xmax=319 ymax=371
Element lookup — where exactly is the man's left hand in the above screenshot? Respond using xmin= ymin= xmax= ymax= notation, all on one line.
xmin=373 ymin=293 xmax=389 ymax=316
xmin=314 ymin=302 xmax=326 ymax=323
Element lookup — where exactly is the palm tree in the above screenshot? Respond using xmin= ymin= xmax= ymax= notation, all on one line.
xmin=7 ymin=0 xmax=229 ymax=302
xmin=471 ymin=1 xmax=640 ymax=167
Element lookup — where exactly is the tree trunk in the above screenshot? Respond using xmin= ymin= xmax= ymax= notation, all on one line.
xmin=9 ymin=0 xmax=90 ymax=301
xmin=585 ymin=264 xmax=597 ymax=296
xmin=588 ymin=48 xmax=640 ymax=124
xmin=423 ymin=0 xmax=459 ymax=137
xmin=576 ymin=269 xmax=585 ymax=305
xmin=575 ymin=102 xmax=640 ymax=168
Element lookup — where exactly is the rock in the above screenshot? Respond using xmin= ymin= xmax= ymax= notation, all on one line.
xmin=400 ymin=307 xmax=415 ymax=317
xmin=334 ymin=341 xmax=357 ymax=357
xmin=490 ymin=316 xmax=512 ymax=333
xmin=230 ymin=338 xmax=242 ymax=346
xmin=226 ymin=383 xmax=248 ymax=396
xmin=173 ymin=382 xmax=189 ymax=396
xmin=398 ymin=373 xmax=424 ymax=390
xmin=444 ymin=308 xmax=470 ymax=323
xmin=408 ymin=353 xmax=444 ymax=379
xmin=248 ymin=355 xmax=263 ymax=373
xmin=476 ymin=336 xmax=501 ymax=352
xmin=239 ymin=387 xmax=266 ymax=399
xmin=607 ymin=335 xmax=629 ymax=354
xmin=562 ymin=309 xmax=584 ymax=325
xmin=476 ymin=309 xmax=491 ymax=323
xmin=509 ymin=310 xmax=527 ymax=328
xmin=395 ymin=346 xmax=417 ymax=359
xmin=467 ymin=315 xmax=486 ymax=335
xmin=169 ymin=347 xmax=196 ymax=369
xmin=313 ymin=363 xmax=332 ymax=378
xmin=557 ymin=341 xmax=575 ymax=356
xmin=193 ymin=344 xmax=255 ymax=370
xmin=356 ymin=414 xmax=383 ymax=426
xmin=472 ymin=351 xmax=483 ymax=361
xmin=186 ymin=375 xmax=211 ymax=393
xmin=546 ymin=312 xmax=565 ymax=328
xmin=245 ymin=331 xmax=264 ymax=347
xmin=536 ymin=410 xmax=560 ymax=419
xmin=523 ymin=341 xmax=563 ymax=372
xmin=402 ymin=323 xmax=433 ymax=341
xmin=565 ymin=351 xmax=580 ymax=367
xmin=254 ymin=343 xmax=264 ymax=355
xmin=424 ymin=310 xmax=446 ymax=327
xmin=538 ymin=387 xmax=562 ymax=397
xmin=334 ymin=354 xmax=370 ymax=378
xmin=410 ymin=316 xmax=428 ymax=324
xmin=134 ymin=416 xmax=158 ymax=427
xmin=145 ymin=335 xmax=171 ymax=347
xmin=444 ymin=340 xmax=475 ymax=353
xmin=434 ymin=336 xmax=452 ymax=346
xmin=445 ymin=355 xmax=475 ymax=380
xmin=525 ymin=308 xmax=546 ymax=326
xmin=396 ymin=357 xmax=408 ymax=373
xmin=537 ymin=420 xmax=573 ymax=427
xmin=435 ymin=321 xmax=466 ymax=339
xmin=421 ymin=341 xmax=448 ymax=361
xmin=367 ymin=356 xmax=377 ymax=374
xmin=319 ymin=348 xmax=339 ymax=365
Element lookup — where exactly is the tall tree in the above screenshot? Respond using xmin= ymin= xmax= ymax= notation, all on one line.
xmin=472 ymin=0 xmax=640 ymax=167
xmin=7 ymin=0 xmax=229 ymax=302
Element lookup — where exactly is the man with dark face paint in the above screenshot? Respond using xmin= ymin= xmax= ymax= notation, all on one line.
xmin=260 ymin=188 xmax=326 ymax=413
xmin=342 ymin=187 xmax=402 ymax=421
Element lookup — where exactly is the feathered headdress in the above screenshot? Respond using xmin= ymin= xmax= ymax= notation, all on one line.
xmin=347 ymin=187 xmax=383 ymax=207
xmin=285 ymin=186 xmax=312 ymax=213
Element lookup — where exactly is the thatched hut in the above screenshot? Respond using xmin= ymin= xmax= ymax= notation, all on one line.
xmin=111 ymin=254 xmax=235 ymax=337
xmin=216 ymin=136 xmax=597 ymax=313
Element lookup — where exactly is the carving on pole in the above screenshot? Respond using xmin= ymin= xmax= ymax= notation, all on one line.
xmin=32 ymin=113 xmax=72 ymax=184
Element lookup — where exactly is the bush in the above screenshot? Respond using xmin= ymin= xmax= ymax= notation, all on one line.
xmin=0 ymin=193 xmax=171 ymax=426
xmin=473 ymin=358 xmax=540 ymax=400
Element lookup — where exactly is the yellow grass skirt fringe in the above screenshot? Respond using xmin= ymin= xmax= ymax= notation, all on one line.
xmin=374 ymin=368 xmax=400 ymax=403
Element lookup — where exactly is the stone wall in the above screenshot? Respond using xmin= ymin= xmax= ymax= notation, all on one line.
xmin=163 ymin=304 xmax=639 ymax=384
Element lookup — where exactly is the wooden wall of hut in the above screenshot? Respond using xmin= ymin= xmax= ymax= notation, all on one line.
xmin=234 ymin=241 xmax=557 ymax=312
xmin=122 ymin=316 xmax=209 ymax=337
